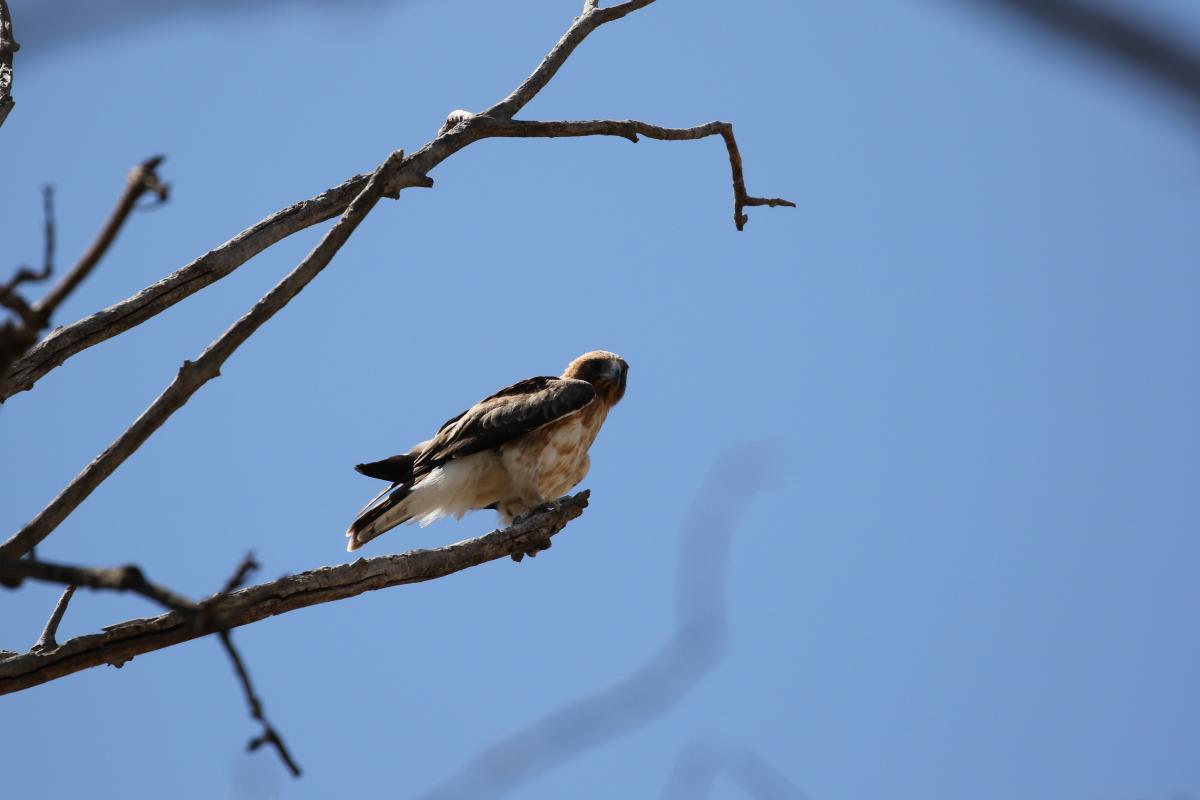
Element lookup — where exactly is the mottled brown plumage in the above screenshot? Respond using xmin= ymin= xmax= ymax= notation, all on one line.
xmin=346 ymin=351 xmax=627 ymax=552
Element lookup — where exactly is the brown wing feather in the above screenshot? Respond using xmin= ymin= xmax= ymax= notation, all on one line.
xmin=413 ymin=376 xmax=595 ymax=471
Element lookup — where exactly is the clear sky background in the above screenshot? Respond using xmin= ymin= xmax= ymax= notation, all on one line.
xmin=2 ymin=1 xmax=1198 ymax=798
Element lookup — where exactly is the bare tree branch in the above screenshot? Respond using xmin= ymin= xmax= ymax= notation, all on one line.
xmin=0 ymin=150 xmax=404 ymax=560
xmin=220 ymin=552 xmax=261 ymax=596
xmin=963 ymin=0 xmax=1200 ymax=104
xmin=1 ymin=159 xmax=166 ymax=381
xmin=0 ymin=492 xmax=589 ymax=695
xmin=0 ymin=186 xmax=54 ymax=370
xmin=30 ymin=585 xmax=75 ymax=653
xmin=211 ymin=554 xmax=302 ymax=778
xmin=36 ymin=156 xmax=168 ymax=323
xmin=485 ymin=0 xmax=656 ymax=120
xmin=0 ymin=556 xmax=198 ymax=612
xmin=219 ymin=630 xmax=303 ymax=778
xmin=0 ymin=186 xmax=54 ymax=299
xmin=0 ymin=0 xmax=15 ymax=130
xmin=0 ymin=0 xmax=790 ymax=402
xmin=486 ymin=118 xmax=796 ymax=229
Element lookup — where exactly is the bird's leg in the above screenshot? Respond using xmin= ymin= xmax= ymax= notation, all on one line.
xmin=507 ymin=486 xmax=559 ymax=562
xmin=510 ymin=501 xmax=559 ymax=526
xmin=507 ymin=475 xmax=553 ymax=526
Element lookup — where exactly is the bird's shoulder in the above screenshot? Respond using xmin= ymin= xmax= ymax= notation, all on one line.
xmin=418 ymin=376 xmax=595 ymax=468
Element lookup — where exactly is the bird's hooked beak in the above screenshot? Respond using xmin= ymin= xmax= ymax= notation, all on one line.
xmin=606 ymin=358 xmax=627 ymax=381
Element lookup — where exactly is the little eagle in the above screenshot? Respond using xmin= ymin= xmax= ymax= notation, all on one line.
xmin=346 ymin=350 xmax=628 ymax=552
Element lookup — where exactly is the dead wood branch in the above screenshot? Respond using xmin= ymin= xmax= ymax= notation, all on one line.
xmin=6 ymin=551 xmax=300 ymax=774
xmin=31 ymin=585 xmax=75 ymax=653
xmin=220 ymin=631 xmax=303 ymax=777
xmin=0 ymin=186 xmax=53 ymax=372
xmin=0 ymin=556 xmax=197 ymax=612
xmin=0 ymin=492 xmax=589 ymax=695
xmin=0 ymin=0 xmax=15 ymax=129
xmin=0 ymin=150 xmax=404 ymax=560
xmin=0 ymin=0 xmax=790 ymax=402
xmin=214 ymin=555 xmax=301 ymax=777
xmin=486 ymin=118 xmax=796 ymax=229
xmin=36 ymin=157 xmax=169 ymax=322
xmin=0 ymin=158 xmax=167 ymax=380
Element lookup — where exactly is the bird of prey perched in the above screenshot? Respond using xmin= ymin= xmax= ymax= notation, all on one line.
xmin=346 ymin=350 xmax=628 ymax=552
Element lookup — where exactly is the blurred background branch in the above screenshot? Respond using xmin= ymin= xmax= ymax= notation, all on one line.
xmin=959 ymin=0 xmax=1200 ymax=105
xmin=660 ymin=738 xmax=812 ymax=800
xmin=419 ymin=445 xmax=799 ymax=799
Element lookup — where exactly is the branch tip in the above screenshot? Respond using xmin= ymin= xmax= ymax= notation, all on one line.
xmin=219 ymin=630 xmax=302 ymax=777
xmin=31 ymin=585 xmax=76 ymax=653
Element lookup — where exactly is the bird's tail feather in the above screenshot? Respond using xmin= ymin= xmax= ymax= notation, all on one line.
xmin=346 ymin=485 xmax=413 ymax=551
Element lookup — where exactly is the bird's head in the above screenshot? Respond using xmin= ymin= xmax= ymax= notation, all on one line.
xmin=563 ymin=350 xmax=628 ymax=406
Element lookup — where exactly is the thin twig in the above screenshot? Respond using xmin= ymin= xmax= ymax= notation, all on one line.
xmin=0 ymin=493 xmax=589 ymax=694
xmin=0 ymin=557 xmax=197 ymax=612
xmin=0 ymin=284 xmax=38 ymax=329
xmin=31 ymin=585 xmax=75 ymax=653
xmin=219 ymin=630 xmax=303 ymax=777
xmin=485 ymin=0 xmax=657 ymax=120
xmin=0 ymin=150 xmax=404 ymax=560
xmin=1 ymin=161 xmax=164 ymax=381
xmin=219 ymin=552 xmax=261 ymax=596
xmin=0 ymin=0 xmax=788 ymax=402
xmin=36 ymin=156 xmax=167 ymax=323
xmin=0 ymin=186 xmax=53 ymax=291
xmin=485 ymin=118 xmax=796 ymax=229
xmin=0 ymin=187 xmax=54 ymax=331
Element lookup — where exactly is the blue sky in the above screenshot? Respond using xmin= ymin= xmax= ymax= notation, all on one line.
xmin=2 ymin=1 xmax=1198 ymax=798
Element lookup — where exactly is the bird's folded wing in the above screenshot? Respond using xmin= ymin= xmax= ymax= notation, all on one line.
xmin=414 ymin=376 xmax=596 ymax=470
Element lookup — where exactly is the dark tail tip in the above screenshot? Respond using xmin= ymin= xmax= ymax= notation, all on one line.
xmin=355 ymin=454 xmax=417 ymax=483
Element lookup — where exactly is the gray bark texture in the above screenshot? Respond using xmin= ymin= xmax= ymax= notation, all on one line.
xmin=0 ymin=0 xmax=791 ymax=404
xmin=0 ymin=492 xmax=588 ymax=695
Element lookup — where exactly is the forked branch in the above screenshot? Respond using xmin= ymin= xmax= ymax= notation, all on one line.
xmin=0 ymin=493 xmax=589 ymax=694
xmin=215 ymin=554 xmax=302 ymax=777
xmin=485 ymin=118 xmax=796 ymax=229
xmin=37 ymin=157 xmax=169 ymax=323
xmin=0 ymin=556 xmax=196 ymax=612
xmin=0 ymin=157 xmax=168 ymax=380
xmin=0 ymin=150 xmax=405 ymax=560
xmin=0 ymin=0 xmax=790 ymax=402
xmin=31 ymin=586 xmax=75 ymax=653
